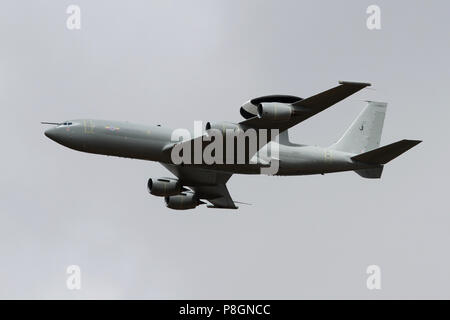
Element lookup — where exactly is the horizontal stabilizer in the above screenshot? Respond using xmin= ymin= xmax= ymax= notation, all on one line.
xmin=351 ymin=139 xmax=422 ymax=164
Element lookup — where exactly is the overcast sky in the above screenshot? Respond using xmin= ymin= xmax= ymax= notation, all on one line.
xmin=1 ymin=0 xmax=449 ymax=299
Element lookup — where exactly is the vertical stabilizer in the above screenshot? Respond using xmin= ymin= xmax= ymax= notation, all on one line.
xmin=278 ymin=130 xmax=291 ymax=145
xmin=331 ymin=101 xmax=387 ymax=154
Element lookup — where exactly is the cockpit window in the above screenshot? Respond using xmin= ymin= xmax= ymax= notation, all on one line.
xmin=60 ymin=122 xmax=73 ymax=126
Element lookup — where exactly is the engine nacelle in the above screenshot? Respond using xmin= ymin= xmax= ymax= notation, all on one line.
xmin=257 ymin=103 xmax=293 ymax=121
xmin=148 ymin=178 xmax=182 ymax=196
xmin=165 ymin=193 xmax=204 ymax=210
xmin=205 ymin=121 xmax=242 ymax=135
xmin=240 ymin=95 xmax=301 ymax=119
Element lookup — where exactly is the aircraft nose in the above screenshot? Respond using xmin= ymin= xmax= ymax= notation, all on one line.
xmin=44 ymin=127 xmax=60 ymax=141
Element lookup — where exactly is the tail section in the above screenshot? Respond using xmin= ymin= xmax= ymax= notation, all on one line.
xmin=351 ymin=139 xmax=422 ymax=165
xmin=354 ymin=167 xmax=384 ymax=179
xmin=331 ymin=101 xmax=387 ymax=154
xmin=277 ymin=129 xmax=301 ymax=146
xmin=278 ymin=130 xmax=291 ymax=145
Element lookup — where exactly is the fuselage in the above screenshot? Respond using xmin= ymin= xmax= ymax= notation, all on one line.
xmin=45 ymin=119 xmax=173 ymax=162
xmin=44 ymin=119 xmax=374 ymax=176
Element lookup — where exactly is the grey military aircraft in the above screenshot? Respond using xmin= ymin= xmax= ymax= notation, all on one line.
xmin=43 ymin=81 xmax=421 ymax=210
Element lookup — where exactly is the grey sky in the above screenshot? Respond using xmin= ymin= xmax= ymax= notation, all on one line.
xmin=0 ymin=0 xmax=449 ymax=299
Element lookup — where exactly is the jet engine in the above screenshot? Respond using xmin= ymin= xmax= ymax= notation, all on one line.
xmin=164 ymin=193 xmax=205 ymax=210
xmin=257 ymin=102 xmax=294 ymax=121
xmin=240 ymin=95 xmax=302 ymax=119
xmin=147 ymin=178 xmax=183 ymax=196
xmin=205 ymin=121 xmax=242 ymax=134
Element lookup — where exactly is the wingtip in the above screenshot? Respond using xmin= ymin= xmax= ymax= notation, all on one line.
xmin=206 ymin=205 xmax=239 ymax=210
xmin=338 ymin=80 xmax=372 ymax=87
xmin=233 ymin=200 xmax=252 ymax=206
xmin=404 ymin=139 xmax=423 ymax=145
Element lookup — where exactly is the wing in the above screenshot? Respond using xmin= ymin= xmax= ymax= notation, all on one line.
xmin=239 ymin=81 xmax=371 ymax=132
xmin=161 ymin=163 xmax=238 ymax=209
xmin=161 ymin=81 xmax=371 ymax=164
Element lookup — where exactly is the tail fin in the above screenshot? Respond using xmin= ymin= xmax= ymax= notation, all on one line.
xmin=351 ymin=139 xmax=422 ymax=164
xmin=331 ymin=101 xmax=387 ymax=154
xmin=277 ymin=130 xmax=301 ymax=146
xmin=278 ymin=130 xmax=291 ymax=145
